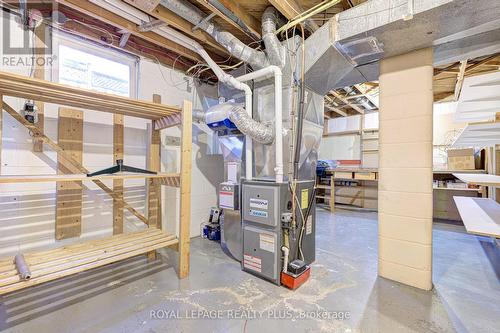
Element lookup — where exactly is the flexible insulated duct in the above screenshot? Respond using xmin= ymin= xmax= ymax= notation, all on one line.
xmin=227 ymin=104 xmax=274 ymax=145
xmin=159 ymin=0 xmax=269 ymax=70
xmin=261 ymin=7 xmax=286 ymax=69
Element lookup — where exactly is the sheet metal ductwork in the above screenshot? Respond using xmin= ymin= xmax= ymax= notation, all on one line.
xmin=159 ymin=0 xmax=269 ymax=70
xmin=261 ymin=7 xmax=286 ymax=69
xmin=159 ymin=1 xmax=287 ymax=70
xmin=304 ymin=0 xmax=500 ymax=95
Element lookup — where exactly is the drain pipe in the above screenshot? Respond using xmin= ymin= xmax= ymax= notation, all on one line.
xmin=237 ymin=66 xmax=283 ymax=183
xmin=156 ymin=28 xmax=254 ymax=181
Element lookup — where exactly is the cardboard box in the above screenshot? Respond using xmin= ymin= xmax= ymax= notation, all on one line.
xmin=447 ymin=148 xmax=476 ymax=170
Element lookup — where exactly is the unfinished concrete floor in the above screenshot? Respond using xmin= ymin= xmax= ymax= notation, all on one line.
xmin=1 ymin=209 xmax=499 ymax=333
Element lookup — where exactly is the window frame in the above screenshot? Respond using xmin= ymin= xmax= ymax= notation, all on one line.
xmin=51 ymin=32 xmax=139 ymax=99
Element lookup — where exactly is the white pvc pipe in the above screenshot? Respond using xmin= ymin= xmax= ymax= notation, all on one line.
xmin=281 ymin=246 xmax=289 ymax=273
xmin=237 ymin=66 xmax=283 ymax=183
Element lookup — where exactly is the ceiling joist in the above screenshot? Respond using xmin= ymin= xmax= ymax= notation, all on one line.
xmin=58 ymin=0 xmax=203 ymax=62
xmin=193 ymin=0 xmax=262 ymax=40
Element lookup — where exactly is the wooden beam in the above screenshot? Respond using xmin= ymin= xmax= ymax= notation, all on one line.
xmin=0 ymin=96 xmax=2 ymax=170
xmin=58 ymin=0 xmax=203 ymax=63
xmin=193 ymin=0 xmax=261 ymax=39
xmin=0 ymin=173 xmax=180 ymax=183
xmin=2 ymin=100 xmax=149 ymax=224
xmin=496 ymin=112 xmax=500 ymax=204
xmin=124 ymin=0 xmax=160 ymax=12
xmin=147 ymin=94 xmax=162 ymax=229
xmin=454 ymin=59 xmax=468 ymax=101
xmin=33 ymin=22 xmax=45 ymax=152
xmin=268 ymin=0 xmax=319 ymax=31
xmin=324 ymin=96 xmax=347 ymax=117
xmin=330 ymin=91 xmax=365 ymax=114
xmin=178 ymin=100 xmax=192 ymax=279
xmin=113 ymin=114 xmax=124 ymax=235
xmin=465 ymin=54 xmax=499 ymax=74
xmin=56 ymin=108 xmax=83 ymax=240
xmin=0 ymin=70 xmax=180 ymax=120
xmin=125 ymin=1 xmax=229 ymax=55
xmin=355 ymin=84 xmax=379 ymax=107
xmin=146 ymin=94 xmax=162 ymax=261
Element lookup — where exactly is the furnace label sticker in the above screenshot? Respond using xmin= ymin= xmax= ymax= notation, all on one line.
xmin=301 ymin=189 xmax=309 ymax=209
xmin=306 ymin=215 xmax=313 ymax=235
xmin=219 ymin=191 xmax=234 ymax=209
xmin=243 ymin=254 xmax=262 ymax=272
xmin=249 ymin=209 xmax=268 ymax=218
xmin=259 ymin=233 xmax=275 ymax=253
xmin=250 ymin=198 xmax=268 ymax=210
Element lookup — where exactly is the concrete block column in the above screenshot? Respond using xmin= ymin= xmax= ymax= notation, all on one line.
xmin=378 ymin=48 xmax=434 ymax=290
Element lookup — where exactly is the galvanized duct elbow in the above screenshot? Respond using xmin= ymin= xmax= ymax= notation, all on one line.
xmin=159 ymin=0 xmax=268 ymax=69
xmin=228 ymin=104 xmax=274 ymax=145
xmin=262 ymin=7 xmax=286 ymax=69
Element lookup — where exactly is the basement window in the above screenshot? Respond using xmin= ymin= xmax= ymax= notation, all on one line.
xmin=53 ymin=34 xmax=137 ymax=98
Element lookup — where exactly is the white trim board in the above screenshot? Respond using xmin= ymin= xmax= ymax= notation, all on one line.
xmin=453 ymin=173 xmax=500 ymax=186
xmin=451 ymin=122 xmax=500 ymax=147
xmin=454 ymin=71 xmax=500 ymax=122
xmin=453 ymin=196 xmax=500 ymax=238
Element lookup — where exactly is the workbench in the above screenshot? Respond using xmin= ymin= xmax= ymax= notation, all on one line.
xmin=316 ymin=168 xmax=378 ymax=211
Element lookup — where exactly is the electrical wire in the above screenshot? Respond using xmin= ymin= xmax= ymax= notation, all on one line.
xmin=276 ymin=0 xmax=342 ymax=35
xmin=66 ymin=18 xmax=115 ymax=46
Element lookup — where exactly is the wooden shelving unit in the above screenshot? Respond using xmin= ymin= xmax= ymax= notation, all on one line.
xmin=316 ymin=169 xmax=378 ymax=211
xmin=0 ymin=71 xmax=192 ymax=295
xmin=432 ymin=169 xmax=485 ymax=221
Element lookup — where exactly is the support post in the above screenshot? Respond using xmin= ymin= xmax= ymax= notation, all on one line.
xmin=33 ymin=22 xmax=45 ymax=152
xmin=378 ymin=48 xmax=434 ymax=290
xmin=113 ymin=114 xmax=124 ymax=234
xmin=146 ymin=94 xmax=162 ymax=261
xmin=0 ymin=96 xmax=2 ymax=170
xmin=56 ymin=108 xmax=83 ymax=239
xmin=178 ymin=100 xmax=192 ymax=279
xmin=329 ymin=175 xmax=335 ymax=211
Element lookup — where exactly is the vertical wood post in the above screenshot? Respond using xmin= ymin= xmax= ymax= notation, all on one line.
xmin=0 ymin=96 xmax=2 ymax=171
xmin=113 ymin=114 xmax=124 ymax=234
xmin=146 ymin=94 xmax=162 ymax=261
xmin=56 ymin=108 xmax=83 ymax=239
xmin=33 ymin=23 xmax=45 ymax=152
xmin=178 ymin=100 xmax=192 ymax=279
xmin=329 ymin=175 xmax=335 ymax=211
xmin=495 ymin=113 xmax=500 ymax=203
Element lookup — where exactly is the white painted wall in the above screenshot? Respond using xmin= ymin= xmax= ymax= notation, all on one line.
xmin=0 ymin=14 xmax=222 ymax=257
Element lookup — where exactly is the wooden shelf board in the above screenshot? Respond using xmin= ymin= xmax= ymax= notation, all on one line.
xmin=453 ymin=197 xmax=500 ymax=238
xmin=433 ymin=169 xmax=486 ymax=174
xmin=452 ymin=173 xmax=500 ymax=186
xmin=0 ymin=71 xmax=181 ymax=120
xmin=433 ymin=186 xmax=480 ymax=192
xmin=0 ymin=173 xmax=180 ymax=184
xmin=0 ymin=228 xmax=178 ymax=295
